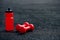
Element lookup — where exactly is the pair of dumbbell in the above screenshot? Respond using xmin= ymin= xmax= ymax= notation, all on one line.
xmin=16 ymin=22 xmax=34 ymax=34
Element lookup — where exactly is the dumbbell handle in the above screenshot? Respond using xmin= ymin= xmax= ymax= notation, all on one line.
xmin=24 ymin=26 xmax=30 ymax=31
xmin=23 ymin=22 xmax=29 ymax=27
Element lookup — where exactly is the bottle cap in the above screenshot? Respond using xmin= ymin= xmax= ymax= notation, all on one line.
xmin=5 ymin=8 xmax=13 ymax=12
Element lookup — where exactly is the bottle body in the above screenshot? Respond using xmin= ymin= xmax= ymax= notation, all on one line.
xmin=5 ymin=11 xmax=14 ymax=31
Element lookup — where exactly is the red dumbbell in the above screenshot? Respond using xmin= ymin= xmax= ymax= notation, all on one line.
xmin=16 ymin=24 xmax=34 ymax=34
xmin=16 ymin=22 xmax=29 ymax=30
xmin=16 ymin=22 xmax=29 ymax=32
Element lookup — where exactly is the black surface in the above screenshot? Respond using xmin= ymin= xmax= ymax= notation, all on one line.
xmin=0 ymin=0 xmax=60 ymax=40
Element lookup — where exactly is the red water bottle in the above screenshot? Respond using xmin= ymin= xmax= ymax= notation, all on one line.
xmin=5 ymin=8 xmax=14 ymax=32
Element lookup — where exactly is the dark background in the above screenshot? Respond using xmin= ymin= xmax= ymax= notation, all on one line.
xmin=0 ymin=0 xmax=60 ymax=40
